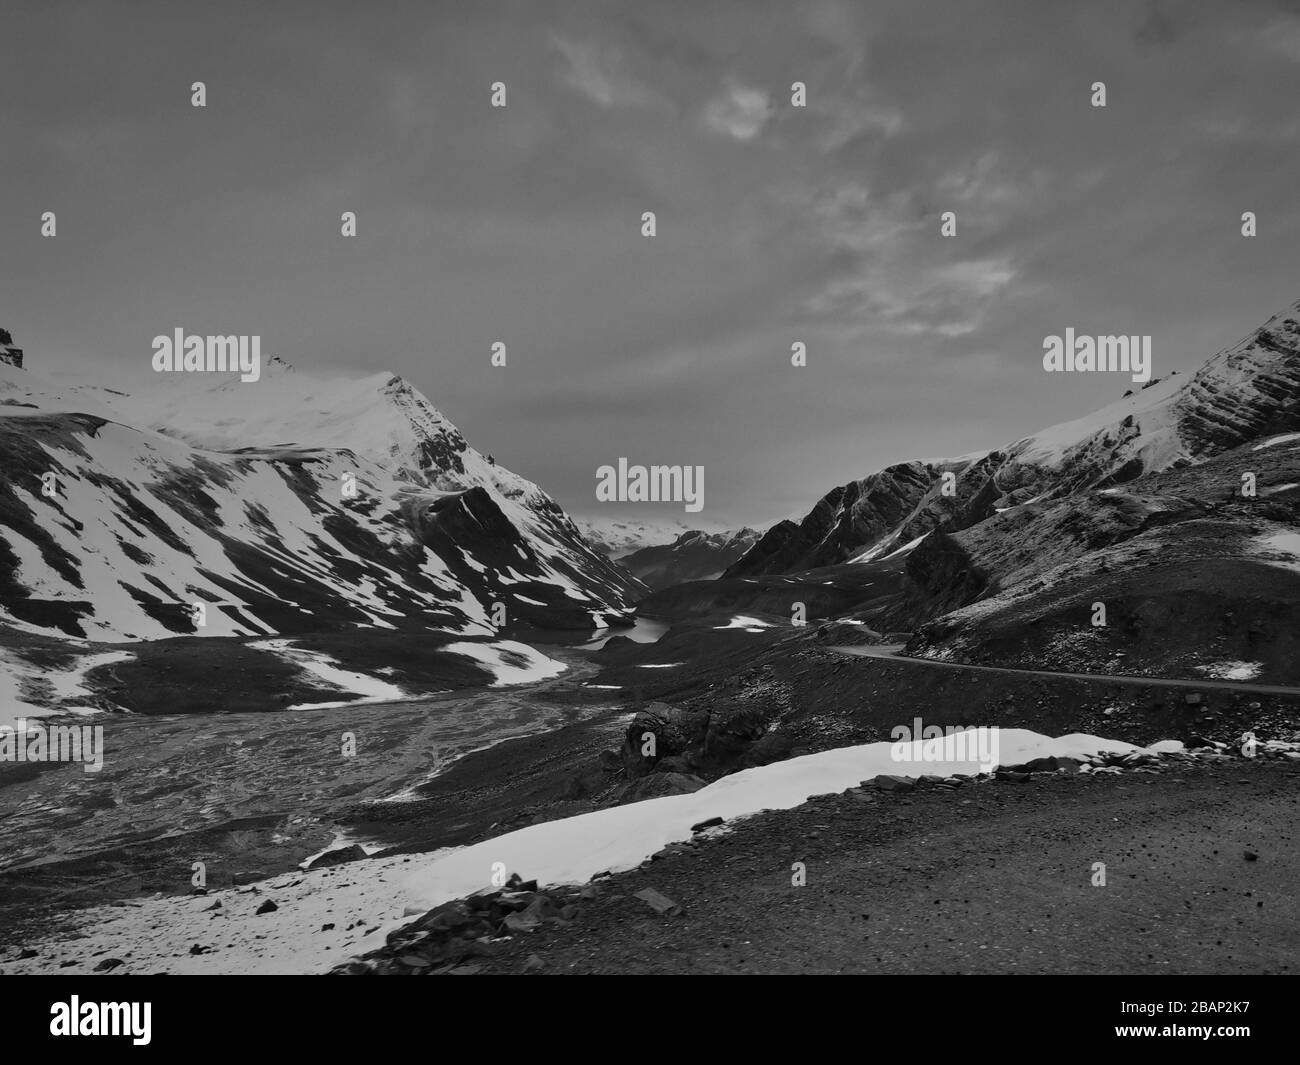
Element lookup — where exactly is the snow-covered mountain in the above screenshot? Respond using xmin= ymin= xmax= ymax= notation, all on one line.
xmin=731 ymin=300 xmax=1300 ymax=577
xmin=574 ymin=515 xmax=731 ymax=560
xmin=619 ymin=527 xmax=762 ymax=590
xmin=0 ymin=347 xmax=644 ymax=643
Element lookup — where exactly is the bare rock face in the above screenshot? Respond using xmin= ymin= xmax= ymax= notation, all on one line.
xmin=0 ymin=327 xmax=23 ymax=369
xmin=727 ymin=457 xmax=996 ymax=577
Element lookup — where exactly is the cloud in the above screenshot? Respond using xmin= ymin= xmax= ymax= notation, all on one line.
xmin=804 ymin=219 xmax=1018 ymax=340
xmin=549 ymin=33 xmax=655 ymax=108
xmin=1134 ymin=1 xmax=1186 ymax=48
xmin=1253 ymin=13 xmax=1300 ymax=59
xmin=936 ymin=152 xmax=1026 ymax=208
xmin=814 ymin=95 xmax=905 ymax=150
xmin=701 ymin=83 xmax=773 ymax=141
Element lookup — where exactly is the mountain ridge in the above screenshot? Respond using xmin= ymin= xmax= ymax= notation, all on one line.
xmin=729 ymin=300 xmax=1300 ymax=578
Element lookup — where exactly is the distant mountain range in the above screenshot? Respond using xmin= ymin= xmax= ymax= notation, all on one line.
xmin=573 ymin=515 xmax=728 ymax=559
xmin=618 ymin=527 xmax=762 ymax=590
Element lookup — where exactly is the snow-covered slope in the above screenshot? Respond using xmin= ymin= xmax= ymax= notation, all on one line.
xmin=0 ymin=353 xmax=643 ymax=642
xmin=574 ymin=515 xmax=731 ymax=560
xmin=732 ymin=300 xmax=1300 ymax=576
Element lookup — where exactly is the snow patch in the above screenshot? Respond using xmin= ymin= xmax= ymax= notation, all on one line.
xmin=402 ymin=728 xmax=1148 ymax=911
xmin=1252 ymin=433 xmax=1300 ymax=451
xmin=714 ymin=615 xmax=774 ymax=631
xmin=1194 ymin=661 xmax=1263 ymax=681
xmin=250 ymin=639 xmax=409 ymax=708
xmin=441 ymin=640 xmax=566 ymax=686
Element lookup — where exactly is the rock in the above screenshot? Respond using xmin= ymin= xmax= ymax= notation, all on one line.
xmin=915 ymin=775 xmax=947 ymax=788
xmin=93 ymin=958 xmax=125 ymax=972
xmin=1184 ymin=692 xmax=1203 ymax=706
xmin=740 ymin=731 xmax=796 ymax=767
xmin=624 ymin=703 xmax=709 ymax=770
xmin=203 ymin=900 xmax=222 ymax=911
xmin=255 ymin=899 xmax=278 ymax=914
xmin=523 ymin=954 xmax=545 ymax=973
xmin=701 ymin=700 xmax=772 ymax=766
xmin=625 ymin=771 xmax=706 ymax=801
xmin=17 ymin=948 xmax=37 ymax=960
xmin=691 ymin=816 xmax=725 ymax=832
xmin=189 ymin=944 xmax=210 ymax=955
xmin=321 ymin=923 xmax=335 ymax=931
xmin=995 ymin=770 xmax=1031 ymax=783
xmin=411 ymin=901 xmax=476 ymax=933
xmin=398 ymin=955 xmax=432 ymax=968
xmin=501 ymin=909 xmax=542 ymax=933
xmin=634 ymin=887 xmax=683 ymax=916
xmin=871 ymin=774 xmax=916 ymax=793
xmin=306 ymin=844 xmax=367 ymax=870
xmin=1244 ymin=851 xmax=1259 ymax=862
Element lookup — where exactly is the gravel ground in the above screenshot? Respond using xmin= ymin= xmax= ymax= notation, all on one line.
xmin=461 ymin=756 xmax=1300 ymax=975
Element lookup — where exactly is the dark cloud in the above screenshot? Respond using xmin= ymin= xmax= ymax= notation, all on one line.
xmin=3 ymin=0 xmax=1299 ymax=526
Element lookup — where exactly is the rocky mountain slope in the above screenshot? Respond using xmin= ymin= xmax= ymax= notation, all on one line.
xmin=730 ymin=301 xmax=1300 ymax=577
xmin=903 ymin=432 xmax=1300 ymax=683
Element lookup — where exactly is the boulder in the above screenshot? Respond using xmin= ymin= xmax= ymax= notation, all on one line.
xmin=871 ymin=774 xmax=917 ymax=793
xmin=306 ymin=843 xmax=367 ymax=870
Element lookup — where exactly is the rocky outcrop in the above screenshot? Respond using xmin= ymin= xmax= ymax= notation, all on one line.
xmin=0 ymin=327 xmax=23 ymax=370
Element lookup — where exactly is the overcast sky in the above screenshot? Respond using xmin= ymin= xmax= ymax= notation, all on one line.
xmin=4 ymin=0 xmax=1300 ymax=528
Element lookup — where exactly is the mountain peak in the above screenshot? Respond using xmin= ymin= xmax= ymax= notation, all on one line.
xmin=0 ymin=327 xmax=25 ymax=370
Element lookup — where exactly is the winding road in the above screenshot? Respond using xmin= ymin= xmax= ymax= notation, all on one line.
xmin=829 ymin=644 xmax=1300 ymax=697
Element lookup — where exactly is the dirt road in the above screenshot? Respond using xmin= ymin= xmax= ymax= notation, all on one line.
xmin=832 ymin=644 xmax=1300 ymax=697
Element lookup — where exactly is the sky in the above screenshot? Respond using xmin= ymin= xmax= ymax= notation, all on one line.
xmin=3 ymin=0 xmax=1300 ymax=529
